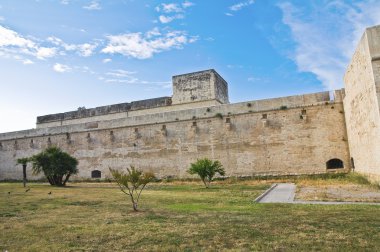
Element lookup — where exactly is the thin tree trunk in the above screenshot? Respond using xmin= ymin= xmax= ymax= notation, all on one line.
xmin=47 ymin=176 xmax=54 ymax=185
xmin=63 ymin=173 xmax=71 ymax=186
xmin=202 ymin=179 xmax=209 ymax=188
xmin=22 ymin=164 xmax=27 ymax=188
xmin=133 ymin=202 xmax=138 ymax=211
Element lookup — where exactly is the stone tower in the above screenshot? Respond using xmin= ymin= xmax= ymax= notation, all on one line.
xmin=343 ymin=25 xmax=380 ymax=182
xmin=172 ymin=69 xmax=229 ymax=105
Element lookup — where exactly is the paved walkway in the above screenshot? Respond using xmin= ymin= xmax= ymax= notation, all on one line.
xmin=256 ymin=183 xmax=296 ymax=203
xmin=256 ymin=183 xmax=380 ymax=205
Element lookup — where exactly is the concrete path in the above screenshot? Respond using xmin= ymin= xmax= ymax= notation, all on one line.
xmin=256 ymin=183 xmax=380 ymax=205
xmin=256 ymin=183 xmax=296 ymax=203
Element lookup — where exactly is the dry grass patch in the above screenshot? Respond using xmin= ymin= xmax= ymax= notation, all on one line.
xmin=1 ymin=179 xmax=380 ymax=251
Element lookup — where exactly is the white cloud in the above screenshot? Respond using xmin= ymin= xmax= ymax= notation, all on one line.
xmin=103 ymin=69 xmax=138 ymax=84
xmin=146 ymin=27 xmax=161 ymax=38
xmin=0 ymin=25 xmax=35 ymax=48
xmin=229 ymin=0 xmax=255 ymax=11
xmin=102 ymin=69 xmax=171 ymax=87
xmin=83 ymin=1 xmax=101 ymax=10
xmin=60 ymin=0 xmax=69 ymax=5
xmin=22 ymin=59 xmax=34 ymax=65
xmin=159 ymin=14 xmax=184 ymax=24
xmin=47 ymin=36 xmax=98 ymax=57
xmin=278 ymin=1 xmax=380 ymax=90
xmin=106 ymin=69 xmax=137 ymax=78
xmin=36 ymin=47 xmax=57 ymax=59
xmin=102 ymin=58 xmax=112 ymax=63
xmin=53 ymin=63 xmax=71 ymax=73
xmin=225 ymin=13 xmax=234 ymax=17
xmin=77 ymin=43 xmax=97 ymax=57
xmin=0 ymin=16 xmax=4 ymax=22
xmin=0 ymin=25 xmax=57 ymax=60
xmin=182 ymin=1 xmax=194 ymax=8
xmin=102 ymin=28 xmax=196 ymax=59
xmin=155 ymin=2 xmax=193 ymax=23
xmin=161 ymin=3 xmax=182 ymax=13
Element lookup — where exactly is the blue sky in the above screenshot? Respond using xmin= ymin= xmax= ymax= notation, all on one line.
xmin=0 ymin=0 xmax=380 ymax=133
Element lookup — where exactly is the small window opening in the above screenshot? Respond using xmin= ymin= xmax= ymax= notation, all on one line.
xmin=225 ymin=117 xmax=231 ymax=123
xmin=134 ymin=128 xmax=139 ymax=133
xmin=326 ymin=158 xmax=344 ymax=169
xmin=302 ymin=109 xmax=307 ymax=115
xmin=162 ymin=125 xmax=166 ymax=130
xmin=91 ymin=170 xmax=101 ymax=178
xmin=66 ymin=133 xmax=70 ymax=140
xmin=192 ymin=121 xmax=197 ymax=127
xmin=262 ymin=114 xmax=267 ymax=119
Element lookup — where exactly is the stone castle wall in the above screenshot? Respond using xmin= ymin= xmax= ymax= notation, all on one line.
xmin=343 ymin=25 xmax=380 ymax=183
xmin=0 ymin=91 xmax=350 ymax=180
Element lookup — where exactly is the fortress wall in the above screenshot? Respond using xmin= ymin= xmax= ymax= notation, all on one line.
xmin=343 ymin=25 xmax=380 ymax=183
xmin=36 ymin=100 xmax=221 ymax=129
xmin=31 ymin=90 xmax=330 ymax=131
xmin=0 ymin=101 xmax=350 ymax=180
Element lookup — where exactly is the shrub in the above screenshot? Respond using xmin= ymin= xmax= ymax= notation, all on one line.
xmin=280 ymin=105 xmax=288 ymax=110
xmin=29 ymin=146 xmax=78 ymax=186
xmin=110 ymin=166 xmax=155 ymax=211
xmin=188 ymin=158 xmax=225 ymax=188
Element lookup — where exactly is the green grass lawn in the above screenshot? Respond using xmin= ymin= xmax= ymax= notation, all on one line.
xmin=1 ymin=180 xmax=380 ymax=251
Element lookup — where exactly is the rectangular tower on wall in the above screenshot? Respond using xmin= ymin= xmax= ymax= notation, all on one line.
xmin=343 ymin=25 xmax=380 ymax=182
xmin=172 ymin=69 xmax=229 ymax=105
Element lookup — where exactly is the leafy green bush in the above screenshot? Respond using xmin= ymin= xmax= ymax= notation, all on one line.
xmin=110 ymin=166 xmax=155 ymax=211
xmin=188 ymin=158 xmax=225 ymax=188
xmin=29 ymin=146 xmax=78 ymax=186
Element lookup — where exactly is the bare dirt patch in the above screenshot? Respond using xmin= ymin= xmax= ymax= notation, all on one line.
xmin=296 ymin=184 xmax=380 ymax=202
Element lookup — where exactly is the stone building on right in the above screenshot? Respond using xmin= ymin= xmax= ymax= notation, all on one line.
xmin=343 ymin=25 xmax=380 ymax=182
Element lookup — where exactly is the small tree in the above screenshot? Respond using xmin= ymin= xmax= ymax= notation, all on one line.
xmin=29 ymin=146 xmax=78 ymax=186
xmin=17 ymin=157 xmax=30 ymax=188
xmin=188 ymin=158 xmax=225 ymax=188
xmin=110 ymin=167 xmax=155 ymax=211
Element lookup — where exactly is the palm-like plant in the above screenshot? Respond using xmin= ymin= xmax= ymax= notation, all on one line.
xmin=29 ymin=146 xmax=78 ymax=186
xmin=188 ymin=158 xmax=225 ymax=188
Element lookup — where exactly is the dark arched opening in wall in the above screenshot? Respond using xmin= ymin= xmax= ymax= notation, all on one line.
xmin=91 ymin=170 xmax=101 ymax=178
xmin=326 ymin=159 xmax=344 ymax=169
